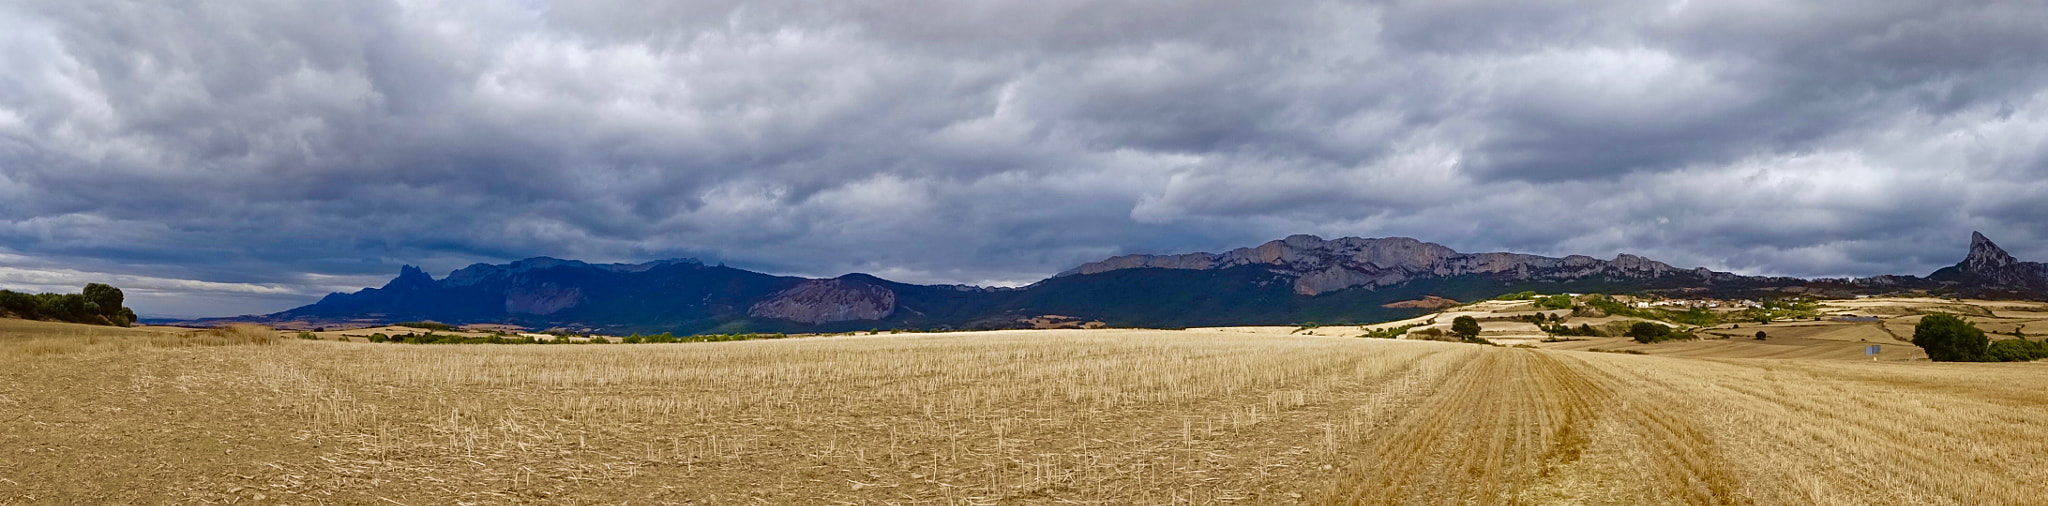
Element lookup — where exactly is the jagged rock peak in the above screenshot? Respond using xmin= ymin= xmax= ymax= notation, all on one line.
xmin=383 ymin=265 xmax=435 ymax=290
xmin=1966 ymin=231 xmax=2018 ymax=271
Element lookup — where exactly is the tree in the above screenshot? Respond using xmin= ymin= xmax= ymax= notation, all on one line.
xmin=1451 ymin=316 xmax=1481 ymax=341
xmin=0 ymin=290 xmax=37 ymax=318
xmin=37 ymin=293 xmax=87 ymax=322
xmin=1912 ymin=314 xmax=1988 ymax=362
xmin=82 ymin=283 xmax=124 ymax=317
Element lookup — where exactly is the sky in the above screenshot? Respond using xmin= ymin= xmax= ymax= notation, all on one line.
xmin=2 ymin=0 xmax=2046 ymax=318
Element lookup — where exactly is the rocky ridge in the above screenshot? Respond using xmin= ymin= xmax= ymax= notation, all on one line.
xmin=747 ymin=276 xmax=898 ymax=324
xmin=1059 ymin=235 xmax=1748 ymax=295
xmin=174 ymin=231 xmax=2045 ymax=333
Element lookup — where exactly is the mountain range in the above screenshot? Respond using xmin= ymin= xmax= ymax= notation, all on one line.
xmin=172 ymin=232 xmax=2047 ymax=333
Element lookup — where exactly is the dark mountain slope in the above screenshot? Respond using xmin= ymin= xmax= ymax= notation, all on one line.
xmin=174 ymin=232 xmax=2043 ymax=333
xmin=273 ymin=258 xmax=807 ymax=333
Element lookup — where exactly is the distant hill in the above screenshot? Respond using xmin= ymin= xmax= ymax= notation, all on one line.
xmin=165 ymin=232 xmax=2046 ymax=333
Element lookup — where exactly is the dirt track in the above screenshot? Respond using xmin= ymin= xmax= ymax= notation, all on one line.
xmin=1323 ymin=350 xmax=1739 ymax=505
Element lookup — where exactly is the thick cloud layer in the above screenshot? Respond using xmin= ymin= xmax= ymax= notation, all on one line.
xmin=2 ymin=0 xmax=2045 ymax=317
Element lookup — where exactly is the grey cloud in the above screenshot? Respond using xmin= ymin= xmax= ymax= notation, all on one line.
xmin=1 ymin=0 xmax=2045 ymax=317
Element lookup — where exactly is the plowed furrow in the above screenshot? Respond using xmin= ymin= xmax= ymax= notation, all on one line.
xmin=1323 ymin=349 xmax=1743 ymax=505
xmin=1542 ymin=354 xmax=1745 ymax=506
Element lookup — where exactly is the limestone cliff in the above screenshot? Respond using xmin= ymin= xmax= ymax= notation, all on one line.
xmin=747 ymin=277 xmax=898 ymax=324
xmin=1057 ymin=235 xmax=1733 ymax=296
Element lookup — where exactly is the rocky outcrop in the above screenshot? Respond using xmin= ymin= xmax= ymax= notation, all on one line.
xmin=1931 ymin=232 xmax=2048 ymax=295
xmin=505 ymin=284 xmax=581 ymax=315
xmin=1965 ymin=231 xmax=2020 ymax=271
xmin=1058 ymin=235 xmax=1732 ymax=295
xmin=747 ymin=277 xmax=898 ymax=324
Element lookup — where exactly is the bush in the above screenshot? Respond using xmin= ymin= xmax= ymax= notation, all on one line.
xmin=1541 ymin=323 xmax=1600 ymax=337
xmin=368 ymin=333 xmax=390 ymax=343
xmin=1665 ymin=307 xmax=1718 ymax=326
xmin=1361 ymin=324 xmax=1415 ymax=339
xmin=1498 ymin=291 xmax=1540 ymax=301
xmin=1754 ymin=331 xmax=1767 ymax=341
xmin=1913 ymin=314 xmax=1989 ymax=362
xmin=1628 ymin=322 xmax=1667 ymax=343
xmin=1627 ymin=322 xmax=1696 ymax=344
xmin=589 ymin=336 xmax=610 ymax=344
xmin=296 ymin=331 xmax=319 ymax=340
xmin=1986 ymin=338 xmax=2048 ymax=362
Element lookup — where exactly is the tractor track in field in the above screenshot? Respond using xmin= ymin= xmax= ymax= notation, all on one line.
xmin=1319 ymin=349 xmax=1743 ymax=505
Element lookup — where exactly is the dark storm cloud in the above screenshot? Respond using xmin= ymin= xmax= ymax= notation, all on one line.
xmin=2 ymin=0 xmax=2046 ymax=317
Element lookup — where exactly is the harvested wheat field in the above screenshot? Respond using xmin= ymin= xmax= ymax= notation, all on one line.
xmin=3 ymin=321 xmax=2045 ymax=504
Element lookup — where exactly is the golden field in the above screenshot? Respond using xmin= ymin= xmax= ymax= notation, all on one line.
xmin=2 ymin=301 xmax=2046 ymax=504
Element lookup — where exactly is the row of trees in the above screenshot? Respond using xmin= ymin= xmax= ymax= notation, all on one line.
xmin=0 ymin=283 xmax=135 ymax=327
